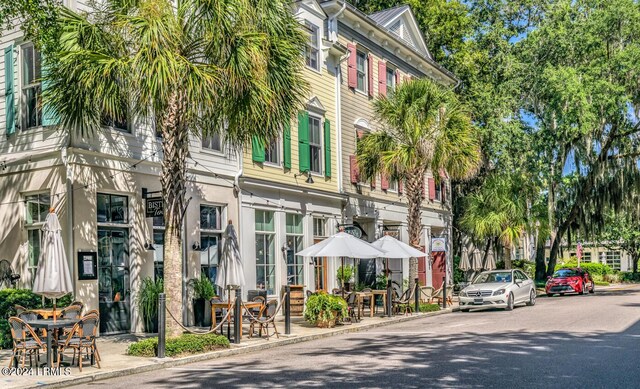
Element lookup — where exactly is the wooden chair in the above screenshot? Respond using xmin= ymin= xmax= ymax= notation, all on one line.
xmin=433 ymin=286 xmax=454 ymax=306
xmin=8 ymin=317 xmax=46 ymax=368
xmin=419 ymin=286 xmax=436 ymax=304
xmin=249 ymin=298 xmax=282 ymax=340
xmin=56 ymin=314 xmax=101 ymax=372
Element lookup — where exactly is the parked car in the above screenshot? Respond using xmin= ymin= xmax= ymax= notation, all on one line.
xmin=546 ymin=268 xmax=595 ymax=297
xmin=459 ymin=269 xmax=536 ymax=312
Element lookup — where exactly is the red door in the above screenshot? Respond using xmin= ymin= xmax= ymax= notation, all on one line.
xmin=417 ymin=245 xmax=427 ymax=286
xmin=432 ymin=252 xmax=446 ymax=290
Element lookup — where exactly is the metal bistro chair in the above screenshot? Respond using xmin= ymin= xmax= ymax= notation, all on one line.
xmin=344 ymin=292 xmax=360 ymax=324
xmin=249 ymin=298 xmax=281 ymax=340
xmin=8 ymin=317 xmax=46 ymax=368
xmin=56 ymin=314 xmax=101 ymax=372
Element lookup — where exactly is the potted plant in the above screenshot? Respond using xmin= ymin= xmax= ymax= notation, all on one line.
xmin=191 ymin=274 xmax=216 ymax=327
xmin=137 ymin=277 xmax=163 ymax=333
xmin=336 ymin=264 xmax=354 ymax=291
xmin=303 ymin=291 xmax=348 ymax=328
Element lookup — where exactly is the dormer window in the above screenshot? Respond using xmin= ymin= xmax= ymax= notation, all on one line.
xmin=305 ymin=21 xmax=320 ymax=71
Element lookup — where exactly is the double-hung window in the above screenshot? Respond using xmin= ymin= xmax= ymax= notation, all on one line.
xmin=25 ymin=193 xmax=50 ymax=284
xmin=22 ymin=44 xmax=42 ymax=129
xmin=356 ymin=51 xmax=367 ymax=93
xmin=386 ymin=67 xmax=396 ymax=94
xmin=309 ymin=116 xmax=322 ymax=174
xmin=255 ymin=210 xmax=276 ymax=294
xmin=202 ymin=132 xmax=222 ymax=152
xmin=286 ymin=214 xmax=304 ymax=285
xmin=305 ymin=22 xmax=320 ymax=71
xmin=264 ymin=137 xmax=280 ymax=165
xmin=435 ymin=181 xmax=442 ymax=201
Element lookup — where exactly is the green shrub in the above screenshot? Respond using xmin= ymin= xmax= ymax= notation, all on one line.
xmin=511 ymin=260 xmax=535 ymax=279
xmin=336 ymin=265 xmax=354 ymax=288
xmin=304 ymin=291 xmax=348 ymax=324
xmin=190 ymin=274 xmax=216 ymax=300
xmin=137 ymin=277 xmax=163 ymax=332
xmin=396 ymin=303 xmax=440 ymax=313
xmin=594 ymin=280 xmax=610 ymax=286
xmin=620 ymin=272 xmax=640 ymax=283
xmin=555 ymin=260 xmax=613 ymax=277
xmin=603 ymin=273 xmax=620 ymax=284
xmin=0 ymin=289 xmax=73 ymax=349
xmin=127 ymin=333 xmax=229 ymax=357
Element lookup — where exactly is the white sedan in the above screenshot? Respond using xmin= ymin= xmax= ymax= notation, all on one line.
xmin=459 ymin=269 xmax=536 ymax=312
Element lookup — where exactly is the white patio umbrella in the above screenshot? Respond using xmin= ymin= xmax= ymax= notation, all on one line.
xmin=32 ymin=210 xmax=73 ymax=322
xmin=372 ymin=235 xmax=425 ymax=284
xmin=296 ymin=232 xmax=386 ymax=296
xmin=459 ymin=247 xmax=471 ymax=271
xmin=216 ymin=221 xmax=245 ymax=296
xmin=484 ymin=248 xmax=496 ymax=270
xmin=471 ymin=248 xmax=483 ymax=271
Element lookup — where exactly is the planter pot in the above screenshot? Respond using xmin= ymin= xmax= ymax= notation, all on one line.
xmin=193 ymin=298 xmax=211 ymax=327
xmin=315 ymin=310 xmax=339 ymax=328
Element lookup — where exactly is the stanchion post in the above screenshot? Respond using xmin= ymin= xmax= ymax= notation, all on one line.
xmin=386 ymin=279 xmax=393 ymax=317
xmin=442 ymin=276 xmax=447 ymax=309
xmin=285 ymin=285 xmax=291 ymax=335
xmin=158 ymin=293 xmax=166 ymax=358
xmin=234 ymin=288 xmax=241 ymax=344
xmin=414 ymin=277 xmax=420 ymax=313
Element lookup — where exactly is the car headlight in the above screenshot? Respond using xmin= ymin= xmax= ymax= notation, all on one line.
xmin=493 ymin=289 xmax=506 ymax=296
xmin=459 ymin=291 xmax=467 ymax=297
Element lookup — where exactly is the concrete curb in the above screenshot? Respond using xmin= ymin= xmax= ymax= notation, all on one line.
xmin=20 ymin=308 xmax=453 ymax=389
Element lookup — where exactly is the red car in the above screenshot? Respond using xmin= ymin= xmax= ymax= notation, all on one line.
xmin=546 ymin=268 xmax=595 ymax=297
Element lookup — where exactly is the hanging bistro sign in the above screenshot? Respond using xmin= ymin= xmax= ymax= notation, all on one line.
xmin=145 ymin=197 xmax=164 ymax=218
xmin=431 ymin=237 xmax=447 ymax=252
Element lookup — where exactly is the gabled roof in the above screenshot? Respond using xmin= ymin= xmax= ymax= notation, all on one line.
xmin=368 ymin=4 xmax=431 ymax=59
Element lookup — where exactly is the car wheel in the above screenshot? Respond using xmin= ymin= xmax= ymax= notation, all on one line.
xmin=547 ymin=293 xmax=554 ymax=297
xmin=526 ymin=289 xmax=536 ymax=306
xmin=505 ymin=293 xmax=514 ymax=311
xmin=560 ymin=293 xmax=565 ymax=296
xmin=589 ymin=283 xmax=595 ymax=294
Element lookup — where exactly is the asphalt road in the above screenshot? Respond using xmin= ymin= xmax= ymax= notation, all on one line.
xmin=77 ymin=285 xmax=640 ymax=388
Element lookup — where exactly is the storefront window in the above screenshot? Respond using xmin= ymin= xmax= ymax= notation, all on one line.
xmin=201 ymin=234 xmax=220 ymax=288
xmin=25 ymin=192 xmax=50 ymax=285
xmin=255 ymin=210 xmax=275 ymax=294
xmin=286 ymin=214 xmax=304 ymax=285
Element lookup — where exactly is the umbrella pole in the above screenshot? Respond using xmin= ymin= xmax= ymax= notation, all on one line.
xmin=341 ymin=257 xmax=345 ymax=299
xmin=53 ymin=298 xmax=56 ymax=323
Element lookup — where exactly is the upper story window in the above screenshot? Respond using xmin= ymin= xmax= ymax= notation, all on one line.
xmin=435 ymin=181 xmax=442 ymax=202
xmin=25 ymin=193 xmax=50 ymax=224
xmin=386 ymin=67 xmax=396 ymax=94
xmin=313 ymin=217 xmax=326 ymax=237
xmin=305 ymin=22 xmax=320 ymax=71
xmin=202 ymin=132 xmax=222 ymax=152
xmin=97 ymin=193 xmax=128 ymax=223
xmin=200 ymin=205 xmax=222 ymax=230
xmin=309 ymin=115 xmax=323 ymax=174
xmin=264 ymin=137 xmax=280 ymax=165
xmin=101 ymin=103 xmax=129 ymax=133
xmin=388 ymin=179 xmax=398 ymax=192
xmin=356 ymin=51 xmax=367 ymax=93
xmin=22 ymin=44 xmax=41 ymax=129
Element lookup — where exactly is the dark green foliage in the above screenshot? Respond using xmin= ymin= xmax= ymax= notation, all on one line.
xmin=126 ymin=333 xmax=229 ymax=357
xmin=189 ymin=275 xmax=215 ymax=300
xmin=620 ymin=272 xmax=640 ymax=283
xmin=396 ymin=303 xmax=441 ymax=313
xmin=555 ymin=261 xmax=613 ymax=277
xmin=0 ymin=289 xmax=73 ymax=349
xmin=452 ymin=256 xmax=465 ymax=284
xmin=137 ymin=277 xmax=163 ymax=333
xmin=303 ymin=291 xmax=348 ymax=324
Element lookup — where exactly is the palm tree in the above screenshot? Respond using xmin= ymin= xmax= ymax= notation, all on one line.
xmin=357 ymin=78 xmax=481 ymax=288
xmin=44 ymin=0 xmax=307 ymax=336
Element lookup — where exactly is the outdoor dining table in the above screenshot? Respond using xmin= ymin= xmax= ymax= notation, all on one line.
xmin=211 ymin=300 xmax=263 ymax=339
xmin=25 ymin=318 xmax=79 ymax=368
xmin=31 ymin=308 xmax=63 ymax=320
xmin=355 ymin=290 xmax=388 ymax=318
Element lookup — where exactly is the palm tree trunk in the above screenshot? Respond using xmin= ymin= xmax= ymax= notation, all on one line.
xmin=405 ymin=171 xmax=424 ymax=291
xmin=160 ymin=92 xmax=189 ymax=338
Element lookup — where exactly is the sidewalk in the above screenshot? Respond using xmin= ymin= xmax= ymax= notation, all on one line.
xmin=0 ymin=306 xmax=454 ymax=389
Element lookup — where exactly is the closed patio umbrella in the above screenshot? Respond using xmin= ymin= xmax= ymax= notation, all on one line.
xmin=216 ymin=221 xmax=245 ymax=294
xmin=459 ymin=247 xmax=471 ymax=271
xmin=372 ymin=235 xmax=425 ymax=291
xmin=32 ymin=210 xmax=73 ymax=321
xmin=484 ymin=248 xmax=496 ymax=270
xmin=471 ymin=248 xmax=483 ymax=271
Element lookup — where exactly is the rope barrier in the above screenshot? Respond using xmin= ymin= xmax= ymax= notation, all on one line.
xmin=164 ymin=300 xmax=234 ymax=335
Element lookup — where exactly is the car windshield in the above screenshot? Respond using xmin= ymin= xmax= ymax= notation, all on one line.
xmin=473 ymin=272 xmax=512 ymax=284
xmin=553 ymin=269 xmax=579 ymax=277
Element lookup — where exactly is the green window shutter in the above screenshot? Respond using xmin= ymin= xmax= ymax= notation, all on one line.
xmin=41 ymin=54 xmax=58 ymax=126
xmin=252 ymin=136 xmax=265 ymax=163
xmin=283 ymin=120 xmax=291 ymax=169
xmin=4 ymin=45 xmax=15 ymax=136
xmin=298 ymin=110 xmax=310 ymax=172
xmin=324 ymin=119 xmax=331 ymax=178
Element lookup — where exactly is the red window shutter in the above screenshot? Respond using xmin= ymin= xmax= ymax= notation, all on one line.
xmin=371 ymin=175 xmax=376 ymax=189
xmin=398 ymin=179 xmax=403 ymax=194
xmin=428 ymin=177 xmax=436 ymax=200
xmin=395 ymin=69 xmax=400 ymax=86
xmin=349 ymin=155 xmax=359 ymax=184
xmin=368 ymin=53 xmax=374 ymax=97
xmin=378 ymin=61 xmax=387 ymax=97
xmin=347 ymin=43 xmax=357 ymax=89
xmin=439 ymin=168 xmax=447 ymax=178
xmin=381 ymin=175 xmax=389 ymax=190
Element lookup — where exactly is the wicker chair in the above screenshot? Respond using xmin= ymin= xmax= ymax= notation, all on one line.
xmin=56 ymin=314 xmax=101 ymax=372
xmin=14 ymin=305 xmax=27 ymax=315
xmin=392 ymin=288 xmax=415 ymax=315
xmin=17 ymin=311 xmax=40 ymax=322
xmin=249 ymin=298 xmax=282 ymax=340
xmin=70 ymin=301 xmax=84 ymax=315
xmin=419 ymin=286 xmax=436 ymax=304
xmin=8 ymin=317 xmax=46 ymax=368
xmin=343 ymin=292 xmax=360 ymax=324
xmin=61 ymin=305 xmax=83 ymax=320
